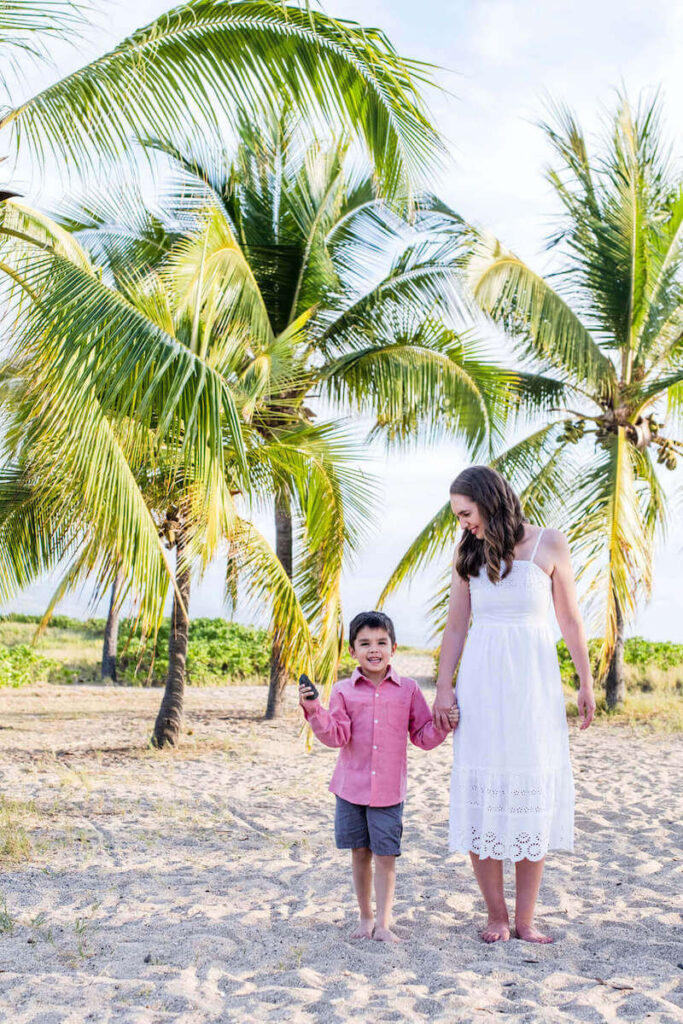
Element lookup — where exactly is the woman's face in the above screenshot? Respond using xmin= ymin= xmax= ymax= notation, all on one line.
xmin=450 ymin=492 xmax=485 ymax=538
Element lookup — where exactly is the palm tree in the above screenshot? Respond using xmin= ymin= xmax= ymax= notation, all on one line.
xmin=0 ymin=0 xmax=445 ymax=718
xmin=101 ymin=564 xmax=124 ymax=682
xmin=382 ymin=95 xmax=683 ymax=709
xmin=0 ymin=202 xmax=184 ymax=634
xmin=0 ymin=195 xmax=367 ymax=744
xmin=133 ymin=118 xmax=510 ymax=717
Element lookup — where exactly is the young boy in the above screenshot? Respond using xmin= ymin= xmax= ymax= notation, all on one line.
xmin=299 ymin=610 xmax=459 ymax=943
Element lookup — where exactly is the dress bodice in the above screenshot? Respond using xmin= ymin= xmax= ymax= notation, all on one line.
xmin=468 ymin=528 xmax=552 ymax=628
xmin=469 ymin=560 xmax=552 ymax=627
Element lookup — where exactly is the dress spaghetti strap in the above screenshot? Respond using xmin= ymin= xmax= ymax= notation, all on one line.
xmin=529 ymin=527 xmax=545 ymax=564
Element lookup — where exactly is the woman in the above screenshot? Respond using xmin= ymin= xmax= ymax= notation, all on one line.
xmin=432 ymin=466 xmax=595 ymax=944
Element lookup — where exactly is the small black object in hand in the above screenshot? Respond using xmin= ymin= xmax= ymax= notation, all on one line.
xmin=299 ymin=673 xmax=318 ymax=700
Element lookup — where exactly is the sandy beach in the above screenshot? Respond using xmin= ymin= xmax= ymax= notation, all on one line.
xmin=0 ymin=665 xmax=682 ymax=1023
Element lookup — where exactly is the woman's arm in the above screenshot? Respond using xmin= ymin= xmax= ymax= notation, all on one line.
xmin=548 ymin=530 xmax=596 ymax=730
xmin=432 ymin=552 xmax=471 ymax=731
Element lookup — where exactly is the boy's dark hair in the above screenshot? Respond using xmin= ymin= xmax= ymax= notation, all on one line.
xmin=348 ymin=611 xmax=396 ymax=647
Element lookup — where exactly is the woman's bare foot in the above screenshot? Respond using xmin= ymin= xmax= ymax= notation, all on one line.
xmin=514 ymin=922 xmax=553 ymax=943
xmin=481 ymin=919 xmax=511 ymax=943
xmin=350 ymin=917 xmax=374 ymax=939
xmin=373 ymin=926 xmax=401 ymax=943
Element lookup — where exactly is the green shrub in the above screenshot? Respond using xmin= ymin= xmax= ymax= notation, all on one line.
xmin=557 ymin=637 xmax=683 ymax=696
xmin=118 ymin=618 xmax=271 ymax=685
xmin=624 ymin=636 xmax=683 ymax=671
xmin=337 ymin=651 xmax=357 ymax=678
xmin=0 ymin=613 xmax=105 ymax=636
xmin=0 ymin=644 xmax=57 ymax=689
xmin=556 ymin=639 xmax=599 ymax=689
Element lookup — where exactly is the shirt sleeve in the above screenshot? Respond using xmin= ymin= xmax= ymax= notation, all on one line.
xmin=301 ymin=686 xmax=351 ymax=748
xmin=408 ymin=683 xmax=449 ymax=750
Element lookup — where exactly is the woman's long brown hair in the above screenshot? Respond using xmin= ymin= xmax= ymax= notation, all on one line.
xmin=451 ymin=466 xmax=527 ymax=583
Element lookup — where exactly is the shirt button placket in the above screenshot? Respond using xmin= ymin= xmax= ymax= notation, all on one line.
xmin=371 ymin=685 xmax=380 ymax=796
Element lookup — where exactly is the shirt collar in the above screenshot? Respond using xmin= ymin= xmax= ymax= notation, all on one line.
xmin=350 ymin=664 xmax=401 ymax=686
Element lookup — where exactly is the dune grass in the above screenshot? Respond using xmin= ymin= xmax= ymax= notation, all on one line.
xmin=0 ymin=797 xmax=33 ymax=864
xmin=564 ymin=664 xmax=683 ymax=732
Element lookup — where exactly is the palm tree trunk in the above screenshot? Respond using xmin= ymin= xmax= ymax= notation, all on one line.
xmin=153 ymin=532 xmax=191 ymax=747
xmin=101 ymin=566 xmax=124 ymax=683
xmin=605 ymin=598 xmax=626 ymax=709
xmin=264 ymin=497 xmax=293 ymax=720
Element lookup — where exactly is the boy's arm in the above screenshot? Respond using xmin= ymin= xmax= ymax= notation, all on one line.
xmin=300 ymin=686 xmax=351 ymax=748
xmin=408 ymin=683 xmax=451 ymax=749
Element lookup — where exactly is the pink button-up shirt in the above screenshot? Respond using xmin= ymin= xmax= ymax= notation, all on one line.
xmin=302 ymin=665 xmax=448 ymax=806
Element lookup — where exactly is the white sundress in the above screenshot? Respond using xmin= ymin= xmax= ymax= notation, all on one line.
xmin=449 ymin=529 xmax=575 ymax=862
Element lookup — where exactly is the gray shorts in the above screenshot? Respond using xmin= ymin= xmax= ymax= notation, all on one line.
xmin=334 ymin=796 xmax=404 ymax=857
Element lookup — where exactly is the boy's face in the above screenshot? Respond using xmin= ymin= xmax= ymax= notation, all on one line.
xmin=349 ymin=626 xmax=397 ymax=678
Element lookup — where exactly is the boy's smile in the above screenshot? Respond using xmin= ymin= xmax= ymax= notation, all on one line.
xmin=349 ymin=626 xmax=397 ymax=684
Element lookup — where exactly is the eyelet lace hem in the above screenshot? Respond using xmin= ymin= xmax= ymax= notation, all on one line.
xmin=448 ymin=825 xmax=573 ymax=862
xmin=449 ymin=765 xmax=574 ymax=861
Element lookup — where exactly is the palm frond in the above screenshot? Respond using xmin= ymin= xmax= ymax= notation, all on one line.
xmin=468 ymin=230 xmax=616 ymax=399
xmin=0 ymin=463 xmax=76 ymax=602
xmin=225 ymin=517 xmax=316 ymax=679
xmin=322 ymin=319 xmax=501 ymax=452
xmin=0 ymin=197 xmax=92 ymax=269
xmin=2 ymin=1 xmax=442 ymax=199
xmin=634 ymin=185 xmax=683 ymax=366
xmin=491 ymin=421 xmax=579 ymax=526
xmin=53 ymin=183 xmax=181 ymax=282
xmin=378 ymin=500 xmax=456 ymax=606
xmin=3 ymin=240 xmax=247 ymax=486
xmin=319 ymin=232 xmax=465 ymax=353
xmin=164 ymin=201 xmax=274 ymax=352
xmin=567 ymin=429 xmax=653 ymax=671
xmin=0 ymin=0 xmax=84 ymax=72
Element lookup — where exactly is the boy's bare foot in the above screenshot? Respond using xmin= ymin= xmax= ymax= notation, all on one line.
xmin=373 ymin=926 xmax=401 ymax=943
xmin=481 ymin=919 xmax=510 ymax=943
xmin=514 ymin=923 xmax=553 ymax=944
xmin=350 ymin=918 xmax=374 ymax=939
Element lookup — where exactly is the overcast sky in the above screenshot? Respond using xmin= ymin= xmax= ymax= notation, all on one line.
xmin=4 ymin=0 xmax=682 ymax=644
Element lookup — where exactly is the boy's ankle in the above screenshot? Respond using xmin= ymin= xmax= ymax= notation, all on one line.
xmin=487 ymin=909 xmax=509 ymax=923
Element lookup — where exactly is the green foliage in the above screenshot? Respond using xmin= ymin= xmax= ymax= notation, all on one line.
xmin=623 ymin=636 xmax=683 ymax=671
xmin=557 ymin=636 xmax=683 ymax=731
xmin=556 ymin=639 xmax=601 ymax=689
xmin=0 ymin=643 xmax=57 ymax=689
xmin=557 ymin=637 xmax=683 ymax=691
xmin=3 ymin=1 xmax=441 ymax=201
xmin=0 ymin=613 xmax=105 ymax=635
xmin=118 ymin=618 xmax=271 ymax=686
xmin=0 ymin=898 xmax=16 ymax=931
xmin=337 ymin=651 xmax=357 ymax=679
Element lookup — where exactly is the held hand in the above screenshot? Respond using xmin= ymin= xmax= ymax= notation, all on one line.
xmin=577 ymin=684 xmax=596 ymax=730
xmin=447 ymin=703 xmax=460 ymax=731
xmin=432 ymin=690 xmax=454 ymax=732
